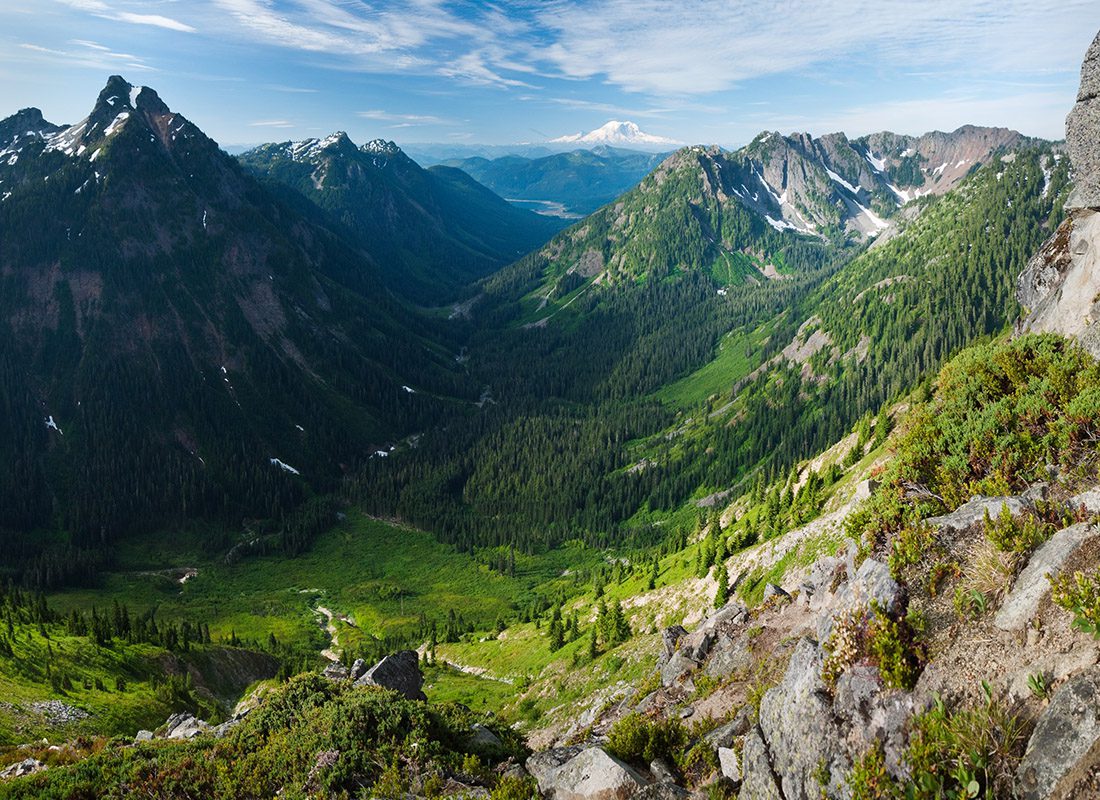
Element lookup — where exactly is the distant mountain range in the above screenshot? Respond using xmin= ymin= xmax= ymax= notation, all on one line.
xmin=237 ymin=134 xmax=562 ymax=305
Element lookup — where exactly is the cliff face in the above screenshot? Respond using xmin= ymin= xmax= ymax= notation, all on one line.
xmin=1018 ymin=31 xmax=1100 ymax=357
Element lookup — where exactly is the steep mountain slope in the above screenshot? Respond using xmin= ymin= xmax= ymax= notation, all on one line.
xmin=238 ymin=135 xmax=562 ymax=305
xmin=441 ymin=146 xmax=668 ymax=216
xmin=0 ymin=76 xmax=470 ymax=578
xmin=357 ymin=143 xmax=1067 ymax=562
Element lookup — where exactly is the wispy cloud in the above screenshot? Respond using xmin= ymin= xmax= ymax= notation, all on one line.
xmin=358 ymin=109 xmax=455 ymax=125
xmin=55 ymin=0 xmax=195 ymax=32
xmin=18 ymin=38 xmax=156 ymax=72
xmin=248 ymin=119 xmax=294 ymax=128
xmin=533 ymin=0 xmax=1097 ymax=95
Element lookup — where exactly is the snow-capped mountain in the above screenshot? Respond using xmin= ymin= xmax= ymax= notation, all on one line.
xmin=549 ymin=120 xmax=681 ymax=148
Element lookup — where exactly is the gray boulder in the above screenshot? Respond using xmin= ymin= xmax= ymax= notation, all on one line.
xmin=718 ymin=747 xmax=741 ymax=785
xmin=704 ymin=707 xmax=753 ymax=749
xmin=924 ymin=495 xmax=1028 ymax=533
xmin=530 ymin=746 xmax=647 ymax=800
xmin=660 ymin=625 xmax=688 ymax=663
xmin=162 ymin=712 xmax=210 ymax=740
xmin=705 ymin=633 xmax=753 ymax=679
xmin=134 ymin=729 xmax=154 ymax=742
xmin=817 ymin=558 xmax=903 ymax=642
xmin=1067 ymin=31 xmax=1100 ymax=210
xmin=354 ymin=650 xmax=426 ymax=701
xmin=762 ymin=583 xmax=789 ymax=602
xmin=738 ymin=727 xmax=783 ymax=800
xmin=758 ymin=639 xmax=848 ymax=800
xmin=0 ymin=758 xmax=46 ymax=779
xmin=468 ymin=723 xmax=504 ymax=754
xmin=994 ymin=523 xmax=1099 ymax=632
xmin=349 ymin=658 xmax=367 ymax=681
xmin=322 ymin=660 xmax=350 ymax=681
xmin=1017 ymin=666 xmax=1100 ymax=799
xmin=833 ymin=666 xmax=917 ymax=780
xmin=661 ymin=652 xmax=698 ymax=687
xmin=527 ymin=746 xmax=584 ymax=787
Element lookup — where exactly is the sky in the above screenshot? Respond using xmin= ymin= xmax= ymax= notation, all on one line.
xmin=1 ymin=1 xmax=1098 ymax=150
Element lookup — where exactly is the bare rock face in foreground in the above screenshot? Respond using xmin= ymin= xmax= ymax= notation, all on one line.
xmin=1018 ymin=31 xmax=1100 ymax=357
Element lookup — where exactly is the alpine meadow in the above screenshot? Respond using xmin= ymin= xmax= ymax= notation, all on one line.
xmin=3 ymin=3 xmax=1100 ymax=798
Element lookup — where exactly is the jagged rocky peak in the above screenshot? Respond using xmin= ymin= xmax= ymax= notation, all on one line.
xmin=1018 ymin=29 xmax=1100 ymax=357
xmin=0 ymin=107 xmax=64 ymax=147
xmin=362 ymin=138 xmax=402 ymax=156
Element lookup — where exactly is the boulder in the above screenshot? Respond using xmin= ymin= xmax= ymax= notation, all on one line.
xmin=530 ymin=746 xmax=647 ymax=800
xmin=134 ymin=729 xmax=154 ymax=742
xmin=349 ymin=658 xmax=367 ymax=680
xmin=322 ymin=660 xmax=350 ymax=681
xmin=648 ymin=758 xmax=677 ymax=784
xmin=833 ymin=666 xmax=917 ymax=779
xmin=354 ymin=650 xmax=426 ymax=701
xmin=705 ymin=633 xmax=753 ymax=679
xmin=738 ymin=727 xmax=783 ymax=800
xmin=527 ymin=746 xmax=584 ymax=787
xmin=468 ymin=723 xmax=504 ymax=754
xmin=162 ymin=712 xmax=210 ymax=740
xmin=758 ymin=639 xmax=848 ymax=799
xmin=703 ymin=707 xmax=753 ymax=749
xmin=817 ymin=558 xmax=903 ymax=641
xmin=995 ymin=523 xmax=1099 ymax=632
xmin=762 ymin=583 xmax=789 ymax=602
xmin=0 ymin=758 xmax=46 ymax=779
xmin=718 ymin=747 xmax=741 ymax=785
xmin=1017 ymin=666 xmax=1100 ymax=799
xmin=924 ymin=495 xmax=1028 ymax=533
xmin=661 ymin=653 xmax=698 ymax=687
xmin=1071 ymin=486 xmax=1100 ymax=515
xmin=1067 ymin=31 xmax=1100 ymax=210
xmin=660 ymin=626 xmax=688 ymax=663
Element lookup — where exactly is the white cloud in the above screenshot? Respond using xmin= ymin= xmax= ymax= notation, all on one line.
xmin=55 ymin=0 xmax=195 ymax=32
xmin=358 ymin=109 xmax=454 ymax=125
xmin=249 ymin=119 xmax=295 ymax=127
xmin=533 ymin=0 xmax=1099 ymax=95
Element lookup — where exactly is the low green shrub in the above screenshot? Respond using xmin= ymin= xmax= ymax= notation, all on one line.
xmin=605 ymin=713 xmax=688 ymax=768
xmin=1050 ymin=569 xmax=1100 ymax=638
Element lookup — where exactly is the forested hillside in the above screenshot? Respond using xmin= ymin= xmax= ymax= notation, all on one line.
xmin=239 ymin=136 xmax=562 ymax=305
xmin=354 ymin=147 xmax=1067 ymax=559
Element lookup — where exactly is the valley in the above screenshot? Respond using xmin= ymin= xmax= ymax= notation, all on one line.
xmin=0 ymin=15 xmax=1098 ymax=800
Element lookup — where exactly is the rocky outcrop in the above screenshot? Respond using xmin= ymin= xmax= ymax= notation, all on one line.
xmin=528 ymin=747 xmax=647 ymax=800
xmin=162 ymin=712 xmax=211 ymax=740
xmin=1017 ymin=667 xmax=1100 ymax=799
xmin=354 ymin=650 xmax=426 ymax=701
xmin=0 ymin=758 xmax=46 ymax=779
xmin=1067 ymin=32 xmax=1100 ymax=210
xmin=1018 ymin=31 xmax=1100 ymax=357
xmin=994 ymin=523 xmax=1100 ymax=632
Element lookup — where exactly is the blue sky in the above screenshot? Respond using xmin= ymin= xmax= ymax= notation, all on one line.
xmin=1 ymin=1 xmax=1098 ymax=149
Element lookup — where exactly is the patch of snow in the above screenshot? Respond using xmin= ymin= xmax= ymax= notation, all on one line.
xmin=886 ymin=182 xmax=912 ymax=204
xmin=373 ymin=450 xmax=390 ymax=458
xmin=44 ymin=415 xmax=62 ymax=434
xmin=865 ymin=151 xmax=885 ymax=171
xmin=401 ymin=385 xmax=415 ymax=394
xmin=221 ymin=365 xmax=227 ymax=374
xmin=89 ymin=148 xmax=102 ymax=162
xmin=295 ymin=424 xmax=305 ymax=432
xmin=756 ymin=171 xmax=782 ymax=205
xmin=825 ymin=167 xmax=860 ymax=195
xmin=716 ymin=288 xmax=728 ymax=296
xmin=269 ymin=458 xmax=300 ymax=475
xmin=900 ymin=148 xmax=915 ymax=158
xmin=933 ymin=162 xmax=948 ymax=176
xmin=202 ymin=209 xmax=207 ymax=229
xmin=1 ymin=192 xmax=10 ymax=202
xmin=955 ymin=159 xmax=967 ymax=169
xmin=129 ymin=86 xmax=143 ymax=108
xmin=104 ymin=112 xmax=130 ymax=137
xmin=854 ymin=200 xmax=889 ymax=232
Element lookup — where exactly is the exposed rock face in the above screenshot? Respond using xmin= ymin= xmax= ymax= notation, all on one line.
xmin=1067 ymin=32 xmax=1100 ymax=210
xmin=1018 ymin=31 xmax=1100 ymax=357
xmin=1017 ymin=667 xmax=1100 ymax=799
xmin=354 ymin=650 xmax=426 ymax=701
